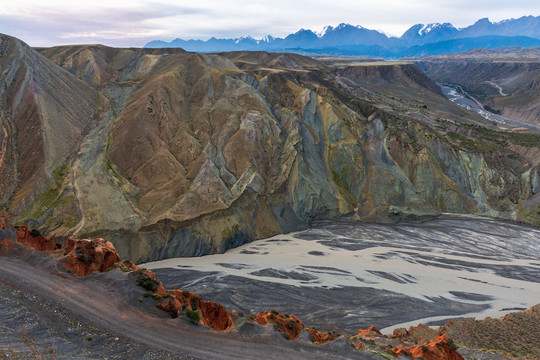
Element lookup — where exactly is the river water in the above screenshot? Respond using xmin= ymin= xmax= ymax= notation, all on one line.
xmin=143 ymin=215 xmax=540 ymax=334
xmin=440 ymin=84 xmax=540 ymax=131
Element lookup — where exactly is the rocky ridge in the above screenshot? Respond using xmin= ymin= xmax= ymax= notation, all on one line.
xmin=1 ymin=34 xmax=540 ymax=262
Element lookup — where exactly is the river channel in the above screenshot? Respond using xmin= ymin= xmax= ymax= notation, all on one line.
xmin=143 ymin=215 xmax=540 ymax=334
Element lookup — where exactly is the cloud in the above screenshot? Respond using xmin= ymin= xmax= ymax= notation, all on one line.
xmin=1 ymin=0 xmax=539 ymax=47
xmin=0 ymin=1 xmax=215 ymax=46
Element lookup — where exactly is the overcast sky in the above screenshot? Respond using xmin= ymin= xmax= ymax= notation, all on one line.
xmin=1 ymin=0 xmax=539 ymax=47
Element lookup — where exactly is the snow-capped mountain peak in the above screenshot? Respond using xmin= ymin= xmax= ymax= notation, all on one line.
xmin=336 ymin=23 xmax=349 ymax=29
xmin=417 ymin=23 xmax=456 ymax=36
xmin=317 ymin=25 xmax=333 ymax=37
xmin=145 ymin=15 xmax=540 ymax=56
xmin=234 ymin=36 xmax=255 ymax=44
xmin=259 ymin=35 xmax=275 ymax=44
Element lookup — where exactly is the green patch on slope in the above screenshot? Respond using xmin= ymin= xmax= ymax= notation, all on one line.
xmin=19 ymin=164 xmax=70 ymax=222
xmin=445 ymin=132 xmax=501 ymax=152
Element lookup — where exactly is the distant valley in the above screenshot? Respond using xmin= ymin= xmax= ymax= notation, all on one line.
xmin=416 ymin=47 xmax=540 ymax=126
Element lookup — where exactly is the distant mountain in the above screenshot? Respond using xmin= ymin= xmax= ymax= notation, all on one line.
xmin=145 ymin=15 xmax=540 ymax=58
xmin=317 ymin=23 xmax=392 ymax=46
xmin=458 ymin=16 xmax=540 ymax=39
xmin=400 ymin=23 xmax=459 ymax=46
xmin=401 ymin=35 xmax=540 ymax=57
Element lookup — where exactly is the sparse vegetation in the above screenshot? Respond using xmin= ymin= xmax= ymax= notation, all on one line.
xmin=286 ymin=319 xmax=296 ymax=330
xmin=0 ymin=329 xmax=55 ymax=360
xmin=20 ymin=164 xmax=69 ymax=221
xmin=137 ymin=278 xmax=158 ymax=291
xmin=190 ymin=294 xmax=200 ymax=309
xmin=135 ymin=270 xmax=160 ymax=292
xmin=446 ymin=131 xmax=500 ymax=152
xmin=104 ymin=157 xmax=126 ymax=188
xmin=483 ymin=104 xmax=501 ymax=114
xmin=185 ymin=309 xmax=200 ymax=325
xmin=29 ymin=229 xmax=41 ymax=237
xmin=446 ymin=338 xmax=457 ymax=351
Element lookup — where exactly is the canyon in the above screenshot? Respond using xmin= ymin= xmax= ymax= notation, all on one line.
xmin=1 ymin=34 xmax=540 ymax=263
xmin=1 ymin=32 xmax=540 ymax=359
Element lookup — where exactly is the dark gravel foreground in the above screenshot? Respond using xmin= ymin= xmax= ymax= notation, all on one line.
xmin=0 ymin=256 xmax=377 ymax=360
xmin=0 ymin=280 xmax=196 ymax=359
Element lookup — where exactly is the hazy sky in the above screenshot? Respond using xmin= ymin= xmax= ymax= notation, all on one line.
xmin=1 ymin=0 xmax=539 ymax=47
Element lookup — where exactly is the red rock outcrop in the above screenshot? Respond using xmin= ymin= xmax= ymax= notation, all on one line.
xmin=14 ymin=225 xmax=56 ymax=251
xmin=356 ymin=326 xmax=383 ymax=337
xmin=306 ymin=328 xmax=341 ymax=344
xmin=393 ymin=323 xmax=438 ymax=344
xmin=198 ymin=299 xmax=233 ymax=331
xmin=59 ymin=238 xmax=120 ymax=276
xmin=349 ymin=326 xmax=385 ymax=350
xmin=58 ymin=246 xmax=233 ymax=331
xmin=156 ymin=289 xmax=233 ymax=331
xmin=253 ymin=310 xmax=304 ymax=340
xmin=133 ymin=268 xmax=168 ymax=295
xmin=393 ymin=334 xmax=463 ymax=360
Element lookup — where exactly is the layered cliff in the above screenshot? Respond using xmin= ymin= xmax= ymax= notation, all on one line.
xmin=2 ymin=34 xmax=540 ymax=261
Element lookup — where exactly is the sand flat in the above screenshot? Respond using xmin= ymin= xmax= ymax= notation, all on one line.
xmin=144 ymin=215 xmax=540 ymax=334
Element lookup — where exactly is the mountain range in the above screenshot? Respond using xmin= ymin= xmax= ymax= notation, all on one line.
xmin=145 ymin=15 xmax=540 ymax=57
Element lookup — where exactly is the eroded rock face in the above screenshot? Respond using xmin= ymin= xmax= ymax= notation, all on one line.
xmin=394 ymin=334 xmax=463 ymax=360
xmin=60 ymin=238 xmax=120 ymax=276
xmin=164 ymin=290 xmax=233 ymax=331
xmin=393 ymin=323 xmax=439 ymax=344
xmin=0 ymin=35 xmax=98 ymax=216
xmin=3 ymin=34 xmax=540 ymax=262
xmin=254 ymin=310 xmax=304 ymax=340
xmin=14 ymin=225 xmax=56 ymax=251
xmin=128 ymin=266 xmax=233 ymax=331
xmin=349 ymin=326 xmax=385 ymax=350
xmin=305 ymin=328 xmax=341 ymax=344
